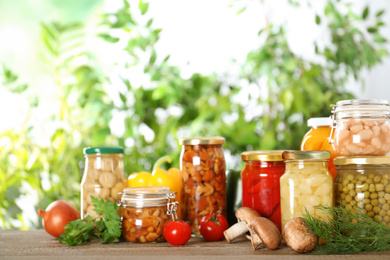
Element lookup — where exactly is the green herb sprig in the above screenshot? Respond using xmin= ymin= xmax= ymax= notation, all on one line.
xmin=58 ymin=197 xmax=123 ymax=246
xmin=301 ymin=204 xmax=390 ymax=254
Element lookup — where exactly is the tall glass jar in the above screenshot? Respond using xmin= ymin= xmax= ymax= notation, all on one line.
xmin=331 ymin=99 xmax=390 ymax=156
xmin=301 ymin=117 xmax=339 ymax=179
xmin=334 ymin=156 xmax=390 ymax=227
xmin=81 ymin=147 xmax=126 ymax=218
xmin=117 ymin=187 xmax=177 ymax=243
xmin=241 ymin=151 xmax=285 ymax=231
xmin=280 ymin=151 xmax=333 ymax=235
xmin=179 ymin=137 xmax=226 ymax=235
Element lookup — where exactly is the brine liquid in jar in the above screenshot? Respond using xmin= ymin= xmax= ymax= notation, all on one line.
xmin=179 ymin=137 xmax=226 ymax=235
xmin=241 ymin=151 xmax=285 ymax=231
xmin=280 ymin=151 xmax=333 ymax=236
xmin=81 ymin=147 xmax=126 ymax=218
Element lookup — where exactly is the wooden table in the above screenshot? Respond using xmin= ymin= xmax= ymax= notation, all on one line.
xmin=0 ymin=230 xmax=389 ymax=259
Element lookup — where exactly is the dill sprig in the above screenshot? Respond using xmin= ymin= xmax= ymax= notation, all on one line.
xmin=301 ymin=204 xmax=390 ymax=254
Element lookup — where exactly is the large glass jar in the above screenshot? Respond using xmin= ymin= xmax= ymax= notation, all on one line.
xmin=179 ymin=137 xmax=226 ymax=235
xmin=117 ymin=187 xmax=177 ymax=243
xmin=301 ymin=117 xmax=339 ymax=179
xmin=81 ymin=147 xmax=126 ymax=218
xmin=331 ymin=99 xmax=390 ymax=156
xmin=241 ymin=151 xmax=285 ymax=231
xmin=334 ymin=156 xmax=390 ymax=226
xmin=280 ymin=151 xmax=333 ymax=235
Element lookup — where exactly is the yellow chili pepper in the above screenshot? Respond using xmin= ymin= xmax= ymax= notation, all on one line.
xmin=126 ymin=155 xmax=183 ymax=219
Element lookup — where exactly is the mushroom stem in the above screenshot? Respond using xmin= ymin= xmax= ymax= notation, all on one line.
xmin=223 ymin=221 xmax=248 ymax=243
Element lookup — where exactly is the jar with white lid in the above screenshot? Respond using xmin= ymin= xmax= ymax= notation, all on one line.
xmin=117 ymin=187 xmax=177 ymax=243
xmin=330 ymin=99 xmax=390 ymax=156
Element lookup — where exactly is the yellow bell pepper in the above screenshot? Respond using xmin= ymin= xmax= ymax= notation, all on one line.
xmin=126 ymin=155 xmax=182 ymax=219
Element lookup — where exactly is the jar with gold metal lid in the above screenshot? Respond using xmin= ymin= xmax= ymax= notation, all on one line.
xmin=334 ymin=156 xmax=390 ymax=226
xmin=117 ymin=187 xmax=177 ymax=243
xmin=241 ymin=151 xmax=285 ymax=231
xmin=179 ymin=137 xmax=226 ymax=235
xmin=81 ymin=147 xmax=126 ymax=218
xmin=280 ymin=150 xmax=333 ymax=235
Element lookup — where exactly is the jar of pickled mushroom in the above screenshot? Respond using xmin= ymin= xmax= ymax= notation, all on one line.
xmin=117 ymin=187 xmax=177 ymax=243
xmin=179 ymin=137 xmax=226 ymax=235
xmin=330 ymin=99 xmax=390 ymax=156
xmin=334 ymin=156 xmax=390 ymax=226
xmin=241 ymin=151 xmax=285 ymax=231
xmin=81 ymin=147 xmax=126 ymax=218
xmin=280 ymin=150 xmax=333 ymax=235
xmin=301 ymin=117 xmax=339 ymax=179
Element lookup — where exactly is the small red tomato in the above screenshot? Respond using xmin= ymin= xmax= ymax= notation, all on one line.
xmin=164 ymin=220 xmax=192 ymax=245
xmin=199 ymin=211 xmax=229 ymax=241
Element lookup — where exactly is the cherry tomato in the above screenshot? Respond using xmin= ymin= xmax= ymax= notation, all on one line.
xmin=199 ymin=211 xmax=229 ymax=241
xmin=163 ymin=220 xmax=192 ymax=245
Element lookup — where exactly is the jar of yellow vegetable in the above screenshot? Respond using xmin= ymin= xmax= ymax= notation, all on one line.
xmin=81 ymin=147 xmax=126 ymax=218
xmin=280 ymin=150 xmax=333 ymax=235
xmin=334 ymin=156 xmax=390 ymax=226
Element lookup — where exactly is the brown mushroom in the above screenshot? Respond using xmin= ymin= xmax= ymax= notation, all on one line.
xmin=284 ymin=217 xmax=318 ymax=253
xmin=223 ymin=207 xmax=260 ymax=243
xmin=248 ymin=217 xmax=282 ymax=250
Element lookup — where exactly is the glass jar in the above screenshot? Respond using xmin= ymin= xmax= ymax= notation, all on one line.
xmin=331 ymin=99 xmax=390 ymax=156
xmin=179 ymin=137 xmax=226 ymax=235
xmin=117 ymin=187 xmax=177 ymax=243
xmin=81 ymin=147 xmax=126 ymax=218
xmin=280 ymin=151 xmax=333 ymax=235
xmin=241 ymin=151 xmax=285 ymax=231
xmin=301 ymin=117 xmax=339 ymax=179
xmin=334 ymin=156 xmax=390 ymax=226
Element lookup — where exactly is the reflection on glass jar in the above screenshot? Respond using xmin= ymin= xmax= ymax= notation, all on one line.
xmin=81 ymin=147 xmax=126 ymax=218
xmin=331 ymin=99 xmax=390 ymax=156
xmin=117 ymin=187 xmax=177 ymax=243
xmin=241 ymin=151 xmax=285 ymax=231
xmin=334 ymin=156 xmax=390 ymax=226
xmin=280 ymin=151 xmax=333 ymax=236
xmin=179 ymin=137 xmax=226 ymax=235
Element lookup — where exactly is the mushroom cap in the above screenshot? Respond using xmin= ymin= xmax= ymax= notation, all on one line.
xmin=235 ymin=207 xmax=261 ymax=224
xmin=249 ymin=217 xmax=282 ymax=250
xmin=284 ymin=217 xmax=318 ymax=253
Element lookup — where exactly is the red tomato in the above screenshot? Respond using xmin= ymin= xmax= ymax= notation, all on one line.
xmin=199 ymin=211 xmax=229 ymax=241
xmin=163 ymin=221 xmax=192 ymax=245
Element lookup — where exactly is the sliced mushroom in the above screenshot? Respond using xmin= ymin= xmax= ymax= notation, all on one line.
xmin=248 ymin=217 xmax=281 ymax=250
xmin=284 ymin=217 xmax=318 ymax=253
xmin=223 ymin=207 xmax=260 ymax=243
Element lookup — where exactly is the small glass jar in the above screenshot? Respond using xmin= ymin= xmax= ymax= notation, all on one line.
xmin=179 ymin=137 xmax=226 ymax=235
xmin=280 ymin=151 xmax=333 ymax=235
xmin=117 ymin=187 xmax=177 ymax=243
xmin=81 ymin=147 xmax=126 ymax=218
xmin=301 ymin=117 xmax=339 ymax=179
xmin=331 ymin=99 xmax=390 ymax=156
xmin=334 ymin=156 xmax=390 ymax=227
xmin=241 ymin=151 xmax=285 ymax=231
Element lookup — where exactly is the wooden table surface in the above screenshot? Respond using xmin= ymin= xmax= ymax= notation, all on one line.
xmin=0 ymin=229 xmax=389 ymax=259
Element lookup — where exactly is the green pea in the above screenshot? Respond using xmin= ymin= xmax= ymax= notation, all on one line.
xmin=363 ymin=191 xmax=370 ymax=198
xmin=382 ymin=203 xmax=390 ymax=211
xmin=386 ymin=185 xmax=390 ymax=193
xmin=374 ymin=176 xmax=381 ymax=183
xmin=356 ymin=180 xmax=362 ymax=187
xmin=374 ymin=215 xmax=383 ymax=222
xmin=362 ymin=183 xmax=369 ymax=191
xmin=365 ymin=204 xmax=373 ymax=211
xmin=368 ymin=174 xmax=375 ymax=179
xmin=349 ymin=190 xmax=357 ymax=197
xmin=384 ymin=215 xmax=390 ymax=223
xmin=367 ymin=211 xmax=375 ymax=218
xmin=381 ymin=179 xmax=389 ymax=185
xmin=359 ymin=175 xmax=367 ymax=182
xmin=342 ymin=180 xmax=349 ymax=186
xmin=347 ymin=183 xmax=355 ymax=191
xmin=370 ymin=192 xmax=378 ymax=199
xmin=346 ymin=174 xmax=354 ymax=181
xmin=385 ymin=194 xmax=390 ymax=201
xmin=380 ymin=209 xmax=386 ymax=216
xmin=345 ymin=194 xmax=352 ymax=203
xmin=367 ymin=178 xmax=374 ymax=184
xmin=372 ymin=199 xmax=379 ymax=206
xmin=373 ymin=206 xmax=381 ymax=214
xmin=378 ymin=191 xmax=385 ymax=198
xmin=369 ymin=184 xmax=376 ymax=192
xmin=379 ymin=198 xmax=386 ymax=204
xmin=363 ymin=198 xmax=371 ymax=204
xmin=340 ymin=193 xmax=346 ymax=199
xmin=376 ymin=184 xmax=385 ymax=192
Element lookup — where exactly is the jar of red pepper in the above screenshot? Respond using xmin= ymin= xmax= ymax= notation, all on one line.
xmin=241 ymin=151 xmax=285 ymax=231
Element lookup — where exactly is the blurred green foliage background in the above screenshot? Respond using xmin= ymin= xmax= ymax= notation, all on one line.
xmin=0 ymin=0 xmax=388 ymax=229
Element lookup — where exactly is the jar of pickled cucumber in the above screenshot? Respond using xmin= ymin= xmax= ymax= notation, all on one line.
xmin=280 ymin=151 xmax=333 ymax=235
xmin=334 ymin=156 xmax=390 ymax=226
xmin=81 ymin=147 xmax=126 ymax=218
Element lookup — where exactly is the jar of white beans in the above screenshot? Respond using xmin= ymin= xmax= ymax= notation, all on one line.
xmin=280 ymin=151 xmax=333 ymax=236
xmin=331 ymin=99 xmax=390 ymax=156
